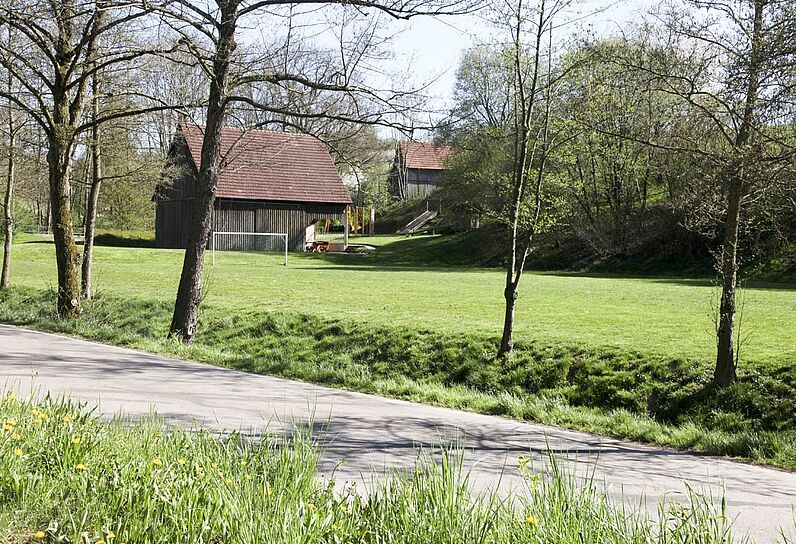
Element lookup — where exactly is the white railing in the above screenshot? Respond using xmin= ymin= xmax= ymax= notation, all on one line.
xmin=211 ymin=231 xmax=288 ymax=266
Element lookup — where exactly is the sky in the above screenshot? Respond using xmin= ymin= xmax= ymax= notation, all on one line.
xmin=388 ymin=0 xmax=658 ymax=109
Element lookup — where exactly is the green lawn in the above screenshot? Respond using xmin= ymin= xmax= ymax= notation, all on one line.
xmin=10 ymin=234 xmax=796 ymax=364
xmin=3 ymin=234 xmax=796 ymax=469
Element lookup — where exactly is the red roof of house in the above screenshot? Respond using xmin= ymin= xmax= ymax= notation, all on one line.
xmin=180 ymin=124 xmax=351 ymax=204
xmin=399 ymin=141 xmax=452 ymax=170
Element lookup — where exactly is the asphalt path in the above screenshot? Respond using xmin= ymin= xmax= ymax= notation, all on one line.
xmin=1 ymin=324 xmax=794 ymax=543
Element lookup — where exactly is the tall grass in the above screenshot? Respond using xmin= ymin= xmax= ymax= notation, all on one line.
xmin=0 ymin=391 xmax=752 ymax=543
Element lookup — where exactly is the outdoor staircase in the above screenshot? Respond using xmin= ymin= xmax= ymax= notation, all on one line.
xmin=398 ymin=210 xmax=438 ymax=235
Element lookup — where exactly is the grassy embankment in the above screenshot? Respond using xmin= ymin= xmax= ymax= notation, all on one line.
xmin=0 ymin=393 xmax=750 ymax=543
xmin=2 ymin=233 xmax=795 ymax=469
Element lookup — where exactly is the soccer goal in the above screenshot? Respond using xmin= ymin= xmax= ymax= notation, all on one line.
xmin=211 ymin=231 xmax=288 ymax=266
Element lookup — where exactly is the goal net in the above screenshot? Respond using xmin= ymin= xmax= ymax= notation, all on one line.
xmin=211 ymin=231 xmax=288 ymax=266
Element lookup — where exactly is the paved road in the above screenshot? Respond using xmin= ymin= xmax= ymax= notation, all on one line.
xmin=1 ymin=324 xmax=794 ymax=543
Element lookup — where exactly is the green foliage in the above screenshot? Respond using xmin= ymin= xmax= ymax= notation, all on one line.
xmin=0 ymin=394 xmax=746 ymax=543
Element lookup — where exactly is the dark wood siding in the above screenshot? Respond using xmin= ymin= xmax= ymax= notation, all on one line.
xmin=154 ymin=137 xmax=198 ymax=249
xmin=211 ymin=199 xmax=346 ymax=252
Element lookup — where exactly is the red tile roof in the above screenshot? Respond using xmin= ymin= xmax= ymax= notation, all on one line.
xmin=181 ymin=124 xmax=351 ymax=204
xmin=399 ymin=141 xmax=452 ymax=170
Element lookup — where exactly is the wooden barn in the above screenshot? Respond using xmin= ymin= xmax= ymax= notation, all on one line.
xmin=155 ymin=124 xmax=352 ymax=252
xmin=389 ymin=141 xmax=452 ymax=200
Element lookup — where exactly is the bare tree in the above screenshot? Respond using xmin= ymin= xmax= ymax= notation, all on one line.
xmin=162 ymin=0 xmax=480 ymax=342
xmin=496 ymin=0 xmax=571 ymax=356
xmin=0 ymin=0 xmax=176 ymax=316
xmin=1 ymin=31 xmax=24 ymax=289
xmin=609 ymin=0 xmax=796 ymax=385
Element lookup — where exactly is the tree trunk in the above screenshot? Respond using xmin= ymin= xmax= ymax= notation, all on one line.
xmin=81 ymin=175 xmax=101 ymax=299
xmin=499 ymin=283 xmax=518 ymax=355
xmin=47 ymin=134 xmax=81 ymax=317
xmin=714 ymin=177 xmax=742 ymax=386
xmin=1 ymin=112 xmax=14 ymax=290
xmin=713 ymin=0 xmax=763 ymax=387
xmin=81 ymin=73 xmax=102 ymax=299
xmin=169 ymin=4 xmax=238 ymax=342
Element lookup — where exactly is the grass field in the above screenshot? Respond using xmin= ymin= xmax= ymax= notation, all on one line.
xmin=0 ymin=394 xmax=744 ymax=544
xmin=11 ymin=234 xmax=796 ymax=364
xmin=3 ymin=234 xmax=796 ymax=469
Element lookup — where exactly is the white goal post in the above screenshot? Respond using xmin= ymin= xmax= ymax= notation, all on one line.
xmin=211 ymin=231 xmax=288 ymax=266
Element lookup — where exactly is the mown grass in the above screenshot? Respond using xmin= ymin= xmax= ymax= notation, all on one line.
xmin=0 ymin=392 xmax=752 ymax=543
xmin=1 ymin=287 xmax=794 ymax=471
xmin=9 ymin=235 xmax=796 ymax=364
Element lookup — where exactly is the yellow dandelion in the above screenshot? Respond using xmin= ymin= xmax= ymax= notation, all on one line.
xmin=75 ymin=463 xmax=87 ymax=471
xmin=33 ymin=530 xmax=46 ymax=539
xmin=307 ymin=502 xmax=315 ymax=510
xmin=152 ymin=458 xmax=163 ymax=467
xmin=2 ymin=424 xmax=12 ymax=432
xmin=240 ymin=460 xmax=248 ymax=466
xmin=62 ymin=414 xmax=75 ymax=423
xmin=177 ymin=458 xmax=186 ymax=465
xmin=13 ymin=448 xmax=22 ymax=457
xmin=225 ymin=478 xmax=232 ymax=485
xmin=6 ymin=418 xmax=16 ymax=426
xmin=525 ymin=515 xmax=538 ymax=526
xmin=8 ymin=392 xmax=17 ymax=402
xmin=211 ymin=463 xmax=218 ymax=468
xmin=196 ymin=466 xmax=204 ymax=473
xmin=71 ymin=437 xmax=82 ymax=445
xmin=107 ymin=532 xmax=116 ymax=540
xmin=96 ymin=540 xmax=106 ymax=544
xmin=332 ymin=524 xmax=339 ymax=530
xmin=10 ymin=433 xmax=21 ymax=441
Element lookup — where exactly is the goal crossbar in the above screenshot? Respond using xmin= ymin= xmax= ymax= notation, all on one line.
xmin=211 ymin=231 xmax=288 ymax=266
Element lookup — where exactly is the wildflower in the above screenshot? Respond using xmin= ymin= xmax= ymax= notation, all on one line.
xmin=107 ymin=532 xmax=116 ymax=540
xmin=62 ymin=414 xmax=75 ymax=423
xmin=225 ymin=478 xmax=232 ymax=485
xmin=33 ymin=531 xmax=46 ymax=539
xmin=332 ymin=524 xmax=339 ymax=531
xmin=240 ymin=460 xmax=248 ymax=466
xmin=524 ymin=515 xmax=538 ymax=526
xmin=246 ymin=474 xmax=253 ymax=481
xmin=266 ymin=486 xmax=273 ymax=495
xmin=196 ymin=466 xmax=204 ymax=473
xmin=76 ymin=463 xmax=87 ymax=471
xmin=10 ymin=433 xmax=21 ymax=441
xmin=13 ymin=448 xmax=22 ymax=457
xmin=96 ymin=540 xmax=106 ymax=544
xmin=152 ymin=458 xmax=163 ymax=467
xmin=177 ymin=458 xmax=186 ymax=465
xmin=2 ymin=424 xmax=12 ymax=432
xmin=307 ymin=502 xmax=315 ymax=510
xmin=211 ymin=463 xmax=218 ymax=468
xmin=71 ymin=437 xmax=82 ymax=445
xmin=8 ymin=392 xmax=17 ymax=403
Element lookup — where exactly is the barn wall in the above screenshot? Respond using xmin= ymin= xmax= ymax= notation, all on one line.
xmin=212 ymin=199 xmax=346 ymax=252
xmin=406 ymin=169 xmax=443 ymax=199
xmin=154 ymin=137 xmax=198 ymax=249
